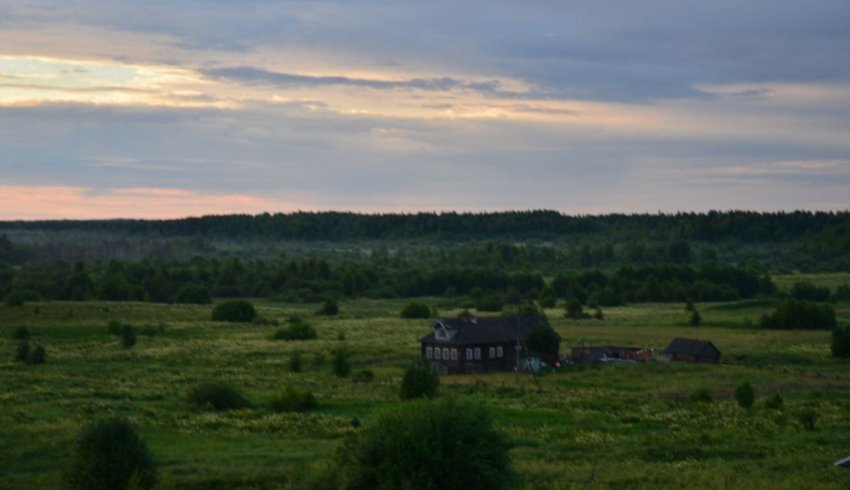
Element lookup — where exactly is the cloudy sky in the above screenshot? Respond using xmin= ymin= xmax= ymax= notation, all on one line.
xmin=1 ymin=1 xmax=849 ymax=219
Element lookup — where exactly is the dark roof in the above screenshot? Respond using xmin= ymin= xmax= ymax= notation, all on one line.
xmin=420 ymin=316 xmax=546 ymax=344
xmin=664 ymin=338 xmax=720 ymax=356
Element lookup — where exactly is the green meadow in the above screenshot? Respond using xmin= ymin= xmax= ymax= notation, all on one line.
xmin=2 ymin=297 xmax=850 ymax=489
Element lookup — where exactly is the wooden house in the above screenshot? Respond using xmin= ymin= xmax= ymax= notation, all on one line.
xmin=420 ymin=316 xmax=555 ymax=374
xmin=664 ymin=338 xmax=721 ymax=364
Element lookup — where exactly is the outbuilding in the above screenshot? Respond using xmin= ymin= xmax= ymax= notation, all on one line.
xmin=664 ymin=337 xmax=721 ymax=364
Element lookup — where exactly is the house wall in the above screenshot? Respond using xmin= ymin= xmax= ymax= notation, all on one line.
xmin=422 ymin=341 xmax=518 ymax=374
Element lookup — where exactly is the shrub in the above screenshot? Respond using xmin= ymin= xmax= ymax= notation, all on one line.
xmin=565 ymin=298 xmax=584 ymax=319
xmin=186 ymin=382 xmax=250 ymax=411
xmin=690 ymin=388 xmax=713 ymax=403
xmin=332 ymin=348 xmax=351 ymax=377
xmin=400 ymin=358 xmax=439 ymax=400
xmin=211 ymin=300 xmax=257 ymax=322
xmin=64 ymin=417 xmax=157 ymax=490
xmin=4 ymin=290 xmax=25 ymax=307
xmin=593 ymin=307 xmax=604 ymax=320
xmin=400 ymin=301 xmax=432 ymax=319
xmin=352 ymin=369 xmax=375 ymax=383
xmin=759 ymin=299 xmax=836 ymax=330
xmin=319 ymin=298 xmax=339 ymax=316
xmin=273 ymin=316 xmax=317 ymax=341
xmin=288 ymin=351 xmax=303 ymax=373
xmin=270 ymin=386 xmax=318 ymax=413
xmin=175 ymin=284 xmax=212 ymax=304
xmin=337 ymin=398 xmax=512 ymax=490
xmin=831 ymin=326 xmax=850 ymax=358
xmin=476 ymin=295 xmax=504 ymax=312
xmin=764 ymin=393 xmax=784 ymax=410
xmin=790 ymin=281 xmax=831 ymax=302
xmin=107 ymin=320 xmax=123 ymax=336
xmin=796 ymin=409 xmax=818 ymax=430
xmin=734 ymin=381 xmax=755 ymax=408
xmin=11 ymin=326 xmax=30 ymax=340
xmin=28 ymin=344 xmax=46 ymax=365
xmin=15 ymin=341 xmax=30 ymax=363
xmin=121 ymin=325 xmax=137 ymax=349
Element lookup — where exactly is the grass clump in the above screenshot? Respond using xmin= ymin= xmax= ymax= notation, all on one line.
xmin=187 ymin=382 xmax=250 ymax=411
xmin=764 ymin=393 xmax=784 ymax=410
xmin=64 ymin=417 xmax=157 ymax=490
xmin=332 ymin=348 xmax=351 ymax=377
xmin=270 ymin=386 xmax=318 ymax=413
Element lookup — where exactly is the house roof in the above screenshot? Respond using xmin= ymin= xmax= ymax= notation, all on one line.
xmin=420 ymin=316 xmax=546 ymax=344
xmin=664 ymin=337 xmax=720 ymax=356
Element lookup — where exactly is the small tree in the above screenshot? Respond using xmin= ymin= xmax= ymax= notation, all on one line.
xmin=831 ymin=326 xmax=850 ymax=358
xmin=734 ymin=381 xmax=755 ymax=408
xmin=400 ymin=301 xmax=432 ymax=319
xmin=121 ymin=325 xmax=137 ymax=349
xmin=288 ymin=351 xmax=303 ymax=372
xmin=689 ymin=310 xmax=702 ymax=327
xmin=211 ymin=300 xmax=257 ymax=323
xmin=524 ymin=324 xmax=561 ymax=357
xmin=64 ymin=417 xmax=157 ymax=490
xmin=337 ymin=398 xmax=513 ymax=490
xmin=400 ymin=358 xmax=439 ymax=400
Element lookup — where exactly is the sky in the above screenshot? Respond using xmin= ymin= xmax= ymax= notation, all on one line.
xmin=1 ymin=1 xmax=849 ymax=219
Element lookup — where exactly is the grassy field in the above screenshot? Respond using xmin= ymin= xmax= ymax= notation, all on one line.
xmin=2 ymin=297 xmax=850 ymax=489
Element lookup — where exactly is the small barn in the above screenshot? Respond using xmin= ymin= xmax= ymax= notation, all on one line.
xmin=664 ymin=338 xmax=721 ymax=364
xmin=571 ymin=346 xmax=653 ymax=364
xmin=420 ymin=316 xmax=556 ymax=374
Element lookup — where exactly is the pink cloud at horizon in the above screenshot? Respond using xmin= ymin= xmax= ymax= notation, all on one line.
xmin=0 ymin=186 xmax=303 ymax=220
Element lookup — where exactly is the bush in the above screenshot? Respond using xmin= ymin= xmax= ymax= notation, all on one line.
xmin=211 ymin=300 xmax=257 ymax=323
xmin=760 ymin=300 xmax=836 ymax=330
xmin=107 ymin=320 xmax=123 ymax=336
xmin=400 ymin=301 xmax=432 ymax=319
xmin=64 ymin=417 xmax=157 ymax=490
xmin=796 ymin=409 xmax=818 ymax=430
xmin=332 ymin=348 xmax=351 ymax=377
xmin=565 ymin=298 xmax=585 ymax=319
xmin=273 ymin=316 xmax=317 ymax=341
xmin=4 ymin=290 xmax=25 ymax=307
xmin=288 ymin=351 xmax=303 ymax=373
xmin=319 ymin=298 xmax=339 ymax=316
xmin=15 ymin=341 xmax=30 ymax=363
xmin=734 ymin=381 xmax=755 ymax=408
xmin=186 ymin=382 xmax=250 ymax=411
xmin=476 ymin=295 xmax=504 ymax=312
xmin=270 ymin=386 xmax=318 ymax=413
xmin=175 ymin=284 xmax=212 ymax=304
xmin=352 ymin=369 xmax=375 ymax=383
xmin=690 ymin=388 xmax=713 ymax=403
xmin=336 ymin=398 xmax=512 ymax=490
xmin=28 ymin=344 xmax=46 ymax=365
xmin=121 ymin=325 xmax=137 ymax=349
xmin=400 ymin=358 xmax=439 ymax=400
xmin=10 ymin=326 xmax=30 ymax=340
xmin=831 ymin=326 xmax=850 ymax=358
xmin=593 ymin=307 xmax=604 ymax=320
xmin=790 ymin=281 xmax=831 ymax=302
xmin=764 ymin=393 xmax=784 ymax=410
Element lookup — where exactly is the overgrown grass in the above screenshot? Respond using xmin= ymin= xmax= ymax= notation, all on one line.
xmin=1 ymin=299 xmax=850 ymax=488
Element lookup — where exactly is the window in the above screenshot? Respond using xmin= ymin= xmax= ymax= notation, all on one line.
xmin=451 ymin=349 xmax=458 ymax=361
xmin=497 ymin=346 xmax=503 ymax=358
xmin=442 ymin=348 xmax=449 ymax=360
xmin=474 ymin=348 xmax=481 ymax=360
xmin=435 ymin=348 xmax=441 ymax=360
xmin=488 ymin=347 xmax=495 ymax=359
xmin=426 ymin=346 xmax=433 ymax=359
xmin=466 ymin=348 xmax=473 ymax=360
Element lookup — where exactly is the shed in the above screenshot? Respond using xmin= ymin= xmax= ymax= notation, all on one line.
xmin=664 ymin=338 xmax=721 ymax=364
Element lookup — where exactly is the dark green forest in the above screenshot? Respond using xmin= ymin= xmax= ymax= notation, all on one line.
xmin=1 ymin=210 xmax=848 ymax=307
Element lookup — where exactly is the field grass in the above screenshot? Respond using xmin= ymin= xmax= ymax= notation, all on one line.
xmin=2 ymin=298 xmax=850 ymax=489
